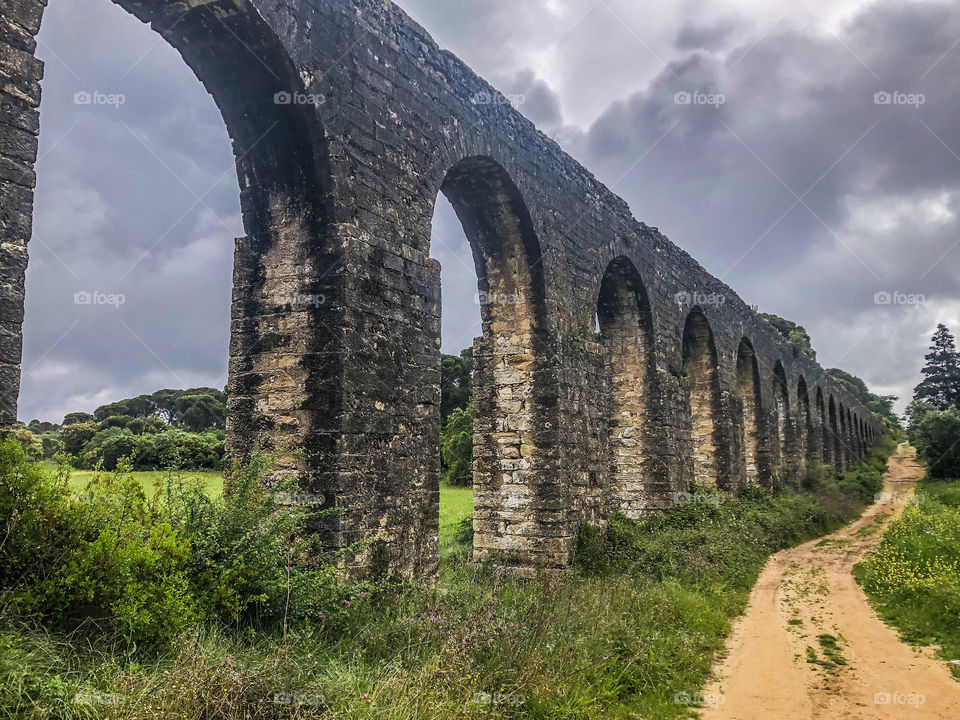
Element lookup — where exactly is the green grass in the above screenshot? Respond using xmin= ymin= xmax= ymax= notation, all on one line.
xmin=64 ymin=468 xmax=224 ymax=496
xmin=855 ymin=474 xmax=960 ymax=679
xmin=1 ymin=442 xmax=896 ymax=720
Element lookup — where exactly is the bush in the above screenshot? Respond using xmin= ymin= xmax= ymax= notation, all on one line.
xmin=856 ymin=475 xmax=960 ymax=669
xmin=0 ymin=438 xmax=349 ymax=646
xmin=441 ymin=406 xmax=473 ymax=487
xmin=909 ymin=406 xmax=960 ymax=478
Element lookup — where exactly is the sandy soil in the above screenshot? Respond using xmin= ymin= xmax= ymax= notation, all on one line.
xmin=698 ymin=443 xmax=960 ymax=720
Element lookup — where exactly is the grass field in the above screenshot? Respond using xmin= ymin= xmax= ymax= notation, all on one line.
xmin=65 ymin=468 xmax=224 ymax=495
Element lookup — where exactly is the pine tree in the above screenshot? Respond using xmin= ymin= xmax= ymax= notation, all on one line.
xmin=913 ymin=324 xmax=960 ymax=410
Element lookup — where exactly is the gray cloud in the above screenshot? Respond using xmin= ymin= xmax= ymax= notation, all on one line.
xmin=20 ymin=0 xmax=960 ymax=423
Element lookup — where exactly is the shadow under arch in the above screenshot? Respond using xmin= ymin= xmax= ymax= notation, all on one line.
xmin=773 ymin=360 xmax=791 ymax=477
xmin=596 ymin=256 xmax=659 ymax=515
xmin=816 ymin=386 xmax=830 ymax=469
xmin=434 ymin=155 xmax=556 ymax=568
xmin=682 ymin=307 xmax=727 ymax=489
xmin=797 ymin=375 xmax=815 ymax=469
xmin=735 ymin=337 xmax=765 ymax=487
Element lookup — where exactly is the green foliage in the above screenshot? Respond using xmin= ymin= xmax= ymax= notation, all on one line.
xmin=761 ymin=312 xmax=817 ymax=360
xmin=828 ymin=367 xmax=900 ymax=427
xmin=440 ymin=406 xmax=473 ymax=487
xmin=912 ymin=323 xmax=960 ymax=411
xmin=440 ymin=348 xmax=473 ymax=422
xmin=909 ymin=406 xmax=960 ymax=479
xmin=59 ymin=422 xmax=98 ymax=458
xmin=0 ymin=439 xmax=348 ymax=647
xmin=835 ymin=436 xmax=897 ymax=501
xmin=61 ymin=412 xmax=93 ymax=426
xmin=856 ymin=474 xmax=960 ymax=674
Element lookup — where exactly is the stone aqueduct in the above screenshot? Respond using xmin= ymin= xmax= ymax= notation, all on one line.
xmin=1 ymin=0 xmax=886 ymax=577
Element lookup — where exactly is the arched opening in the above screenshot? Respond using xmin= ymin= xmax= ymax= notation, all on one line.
xmin=736 ymin=338 xmax=764 ymax=486
xmin=430 ymin=156 xmax=550 ymax=567
xmin=797 ymin=376 xmax=815 ymax=468
xmin=839 ymin=402 xmax=848 ymax=470
xmin=829 ymin=396 xmax=842 ymax=473
xmin=597 ymin=257 xmax=656 ymax=515
xmin=816 ymin=387 xmax=830 ymax=469
xmin=773 ymin=361 xmax=791 ymax=476
xmin=682 ymin=307 xmax=724 ymax=489
xmin=12 ymin=0 xmax=329 ymax=475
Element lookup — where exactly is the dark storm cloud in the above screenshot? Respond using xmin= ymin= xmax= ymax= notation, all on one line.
xmin=19 ymin=0 xmax=960 ymax=422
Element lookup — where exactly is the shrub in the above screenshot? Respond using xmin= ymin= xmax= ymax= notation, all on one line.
xmin=910 ymin=406 xmax=960 ymax=479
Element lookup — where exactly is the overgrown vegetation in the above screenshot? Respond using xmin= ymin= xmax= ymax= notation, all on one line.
xmin=906 ymin=324 xmax=960 ymax=477
xmin=0 ymin=430 xmax=896 ymax=719
xmin=855 ymin=473 xmax=960 ymax=678
xmin=760 ymin=312 xmax=817 ymax=360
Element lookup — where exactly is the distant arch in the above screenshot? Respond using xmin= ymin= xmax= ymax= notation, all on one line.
xmin=816 ymin=387 xmax=831 ymax=470
xmin=773 ymin=361 xmax=791 ymax=477
xmin=683 ymin=308 xmax=725 ymax=488
xmin=597 ymin=257 xmax=658 ymax=516
xmin=736 ymin=338 xmax=765 ymax=486
xmin=797 ymin=376 xmax=815 ymax=469
xmin=829 ymin=396 xmax=841 ymax=473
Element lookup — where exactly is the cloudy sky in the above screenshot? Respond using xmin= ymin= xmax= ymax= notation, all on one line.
xmin=21 ymin=0 xmax=960 ymax=422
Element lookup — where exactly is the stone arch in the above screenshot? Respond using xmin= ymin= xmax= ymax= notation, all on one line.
xmin=682 ymin=307 xmax=725 ymax=489
xmin=10 ymin=1 xmax=330 ymax=469
xmin=797 ymin=376 xmax=815 ymax=469
xmin=839 ymin=402 xmax=849 ymax=470
xmin=596 ymin=256 xmax=657 ymax=516
xmin=772 ymin=361 xmax=791 ymax=477
xmin=829 ymin=396 xmax=842 ymax=473
xmin=432 ymin=155 xmax=553 ymax=568
xmin=735 ymin=337 xmax=764 ymax=487
xmin=816 ymin=387 xmax=831 ymax=470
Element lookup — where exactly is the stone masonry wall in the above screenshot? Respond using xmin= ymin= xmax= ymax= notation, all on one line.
xmin=0 ymin=0 xmax=888 ymax=578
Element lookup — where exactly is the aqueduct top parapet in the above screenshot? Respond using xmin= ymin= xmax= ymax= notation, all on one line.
xmin=0 ymin=0 xmax=886 ymax=577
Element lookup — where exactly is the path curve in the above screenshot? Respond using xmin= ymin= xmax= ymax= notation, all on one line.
xmin=699 ymin=443 xmax=960 ymax=720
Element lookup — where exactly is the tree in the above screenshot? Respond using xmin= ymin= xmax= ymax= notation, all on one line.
xmin=761 ymin=313 xmax=817 ymax=360
xmin=910 ymin=406 xmax=960 ymax=478
xmin=912 ymin=324 xmax=960 ymax=411
xmin=60 ymin=422 xmax=99 ymax=459
xmin=441 ymin=406 xmax=474 ymax=487
xmin=62 ymin=412 xmax=94 ymax=426
xmin=441 ymin=348 xmax=474 ymax=422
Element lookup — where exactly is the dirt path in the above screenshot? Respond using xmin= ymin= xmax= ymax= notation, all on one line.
xmin=699 ymin=443 xmax=960 ymax=719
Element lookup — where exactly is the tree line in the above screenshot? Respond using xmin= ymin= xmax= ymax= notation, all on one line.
xmin=13 ymin=388 xmax=226 ymax=470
